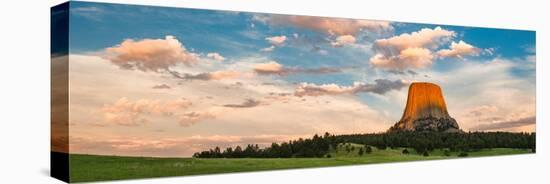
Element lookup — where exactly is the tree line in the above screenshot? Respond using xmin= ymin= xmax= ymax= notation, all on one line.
xmin=193 ymin=131 xmax=535 ymax=158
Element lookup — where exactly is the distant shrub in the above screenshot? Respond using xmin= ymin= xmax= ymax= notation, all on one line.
xmin=443 ymin=150 xmax=451 ymax=156
xmin=376 ymin=145 xmax=387 ymax=150
xmin=326 ymin=154 xmax=332 ymax=158
xmin=365 ymin=146 xmax=372 ymax=154
xmin=402 ymin=149 xmax=410 ymax=154
xmin=423 ymin=151 xmax=429 ymax=157
xmin=458 ymin=152 xmax=469 ymax=157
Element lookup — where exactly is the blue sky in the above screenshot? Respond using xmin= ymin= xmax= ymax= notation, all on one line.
xmin=62 ymin=1 xmax=536 ymax=157
xmin=68 ymin=2 xmax=535 ymax=81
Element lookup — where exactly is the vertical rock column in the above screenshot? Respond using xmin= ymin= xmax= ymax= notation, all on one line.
xmin=389 ymin=82 xmax=461 ymax=132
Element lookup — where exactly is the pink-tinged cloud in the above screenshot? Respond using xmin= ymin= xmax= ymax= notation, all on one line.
xmin=295 ymin=79 xmax=408 ymax=97
xmin=101 ymin=97 xmax=192 ymax=126
xmin=370 ymin=27 xmax=455 ymax=70
xmin=208 ymin=71 xmax=241 ymax=80
xmin=69 ymin=134 xmax=310 ymax=157
xmin=264 ymin=93 xmax=292 ymax=103
xmin=468 ymin=105 xmax=499 ymax=117
xmin=257 ymin=15 xmax=392 ymax=35
xmin=330 ymin=35 xmax=356 ymax=47
xmin=206 ymin=52 xmax=226 ymax=61
xmin=104 ymin=35 xmax=198 ymax=72
xmin=253 ymin=61 xmax=284 ymax=75
xmin=370 ymin=47 xmax=434 ymax=70
xmin=437 ymin=40 xmax=480 ymax=59
xmin=265 ymin=35 xmax=287 ymax=46
xmin=171 ymin=70 xmax=243 ymax=80
xmin=253 ymin=61 xmax=342 ymax=75
xmin=179 ymin=111 xmax=217 ymax=127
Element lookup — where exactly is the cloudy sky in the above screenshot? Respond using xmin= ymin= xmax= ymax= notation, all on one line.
xmin=60 ymin=2 xmax=535 ymax=157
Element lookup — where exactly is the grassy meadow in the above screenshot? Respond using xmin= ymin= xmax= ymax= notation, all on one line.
xmin=69 ymin=143 xmax=532 ymax=182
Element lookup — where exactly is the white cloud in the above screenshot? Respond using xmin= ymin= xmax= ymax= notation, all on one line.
xmin=374 ymin=26 xmax=455 ymax=52
xmin=437 ymin=40 xmax=480 ymax=59
xmin=370 ymin=27 xmax=455 ymax=70
xmin=206 ymin=52 xmax=226 ymax=61
xmin=260 ymin=45 xmax=275 ymax=52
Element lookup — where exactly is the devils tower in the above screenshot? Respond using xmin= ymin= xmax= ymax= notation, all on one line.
xmin=388 ymin=82 xmax=462 ymax=133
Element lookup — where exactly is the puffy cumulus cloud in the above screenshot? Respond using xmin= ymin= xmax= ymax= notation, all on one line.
xmin=255 ymin=15 xmax=392 ymax=35
xmin=253 ymin=61 xmax=284 ymax=75
xmin=437 ymin=40 xmax=480 ymax=59
xmin=152 ymin=84 xmax=171 ymax=89
xmin=370 ymin=47 xmax=434 ymax=70
xmin=103 ymin=35 xmax=198 ymax=72
xmin=101 ymin=97 xmax=192 ymax=126
xmin=206 ymin=52 xmax=226 ymax=61
xmin=330 ymin=35 xmax=356 ymax=47
xmin=223 ymin=99 xmax=263 ymax=108
xmin=265 ymin=35 xmax=287 ymax=46
xmin=471 ymin=116 xmax=535 ymax=131
xmin=370 ymin=27 xmax=455 ymax=70
xmin=373 ymin=27 xmax=455 ymax=52
xmin=295 ymin=79 xmax=408 ymax=97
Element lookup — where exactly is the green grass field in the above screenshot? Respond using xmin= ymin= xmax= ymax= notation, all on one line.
xmin=69 ymin=144 xmax=532 ymax=182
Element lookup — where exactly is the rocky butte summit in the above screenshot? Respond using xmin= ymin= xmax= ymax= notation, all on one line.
xmin=388 ymin=82 xmax=462 ymax=133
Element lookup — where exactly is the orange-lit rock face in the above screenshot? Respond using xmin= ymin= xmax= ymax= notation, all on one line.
xmin=389 ymin=82 xmax=461 ymax=132
xmin=400 ymin=83 xmax=449 ymax=127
